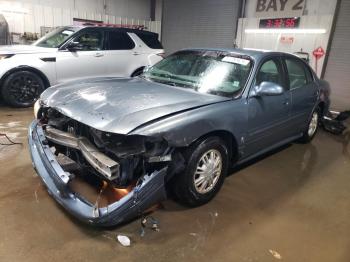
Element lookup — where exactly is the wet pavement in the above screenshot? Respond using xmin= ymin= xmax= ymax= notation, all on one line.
xmin=0 ymin=105 xmax=349 ymax=262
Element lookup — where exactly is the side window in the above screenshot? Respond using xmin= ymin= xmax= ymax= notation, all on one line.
xmin=73 ymin=31 xmax=103 ymax=51
xmin=256 ymin=59 xmax=283 ymax=86
xmin=285 ymin=58 xmax=309 ymax=90
xmin=107 ymin=32 xmax=135 ymax=50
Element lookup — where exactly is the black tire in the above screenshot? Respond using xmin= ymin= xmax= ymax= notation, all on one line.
xmin=299 ymin=107 xmax=321 ymax=143
xmin=173 ymin=136 xmax=229 ymax=207
xmin=131 ymin=67 xmax=144 ymax=77
xmin=1 ymin=70 xmax=45 ymax=107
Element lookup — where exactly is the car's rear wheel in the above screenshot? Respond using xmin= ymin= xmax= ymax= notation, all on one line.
xmin=173 ymin=136 xmax=228 ymax=206
xmin=1 ymin=70 xmax=45 ymax=107
xmin=299 ymin=107 xmax=320 ymax=143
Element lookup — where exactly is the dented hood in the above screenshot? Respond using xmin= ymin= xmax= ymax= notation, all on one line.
xmin=41 ymin=77 xmax=230 ymax=134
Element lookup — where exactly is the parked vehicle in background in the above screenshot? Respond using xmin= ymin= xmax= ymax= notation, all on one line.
xmin=0 ymin=26 xmax=164 ymax=107
xmin=28 ymin=48 xmax=330 ymax=227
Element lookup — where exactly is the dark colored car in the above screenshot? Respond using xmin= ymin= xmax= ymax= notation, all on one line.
xmin=28 ymin=48 xmax=330 ymax=226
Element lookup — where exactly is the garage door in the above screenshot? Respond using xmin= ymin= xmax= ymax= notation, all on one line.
xmin=323 ymin=0 xmax=350 ymax=110
xmin=161 ymin=0 xmax=240 ymax=55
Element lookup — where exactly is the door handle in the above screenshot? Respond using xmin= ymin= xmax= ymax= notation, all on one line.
xmin=94 ymin=52 xmax=104 ymax=57
xmin=133 ymin=52 xmax=141 ymax=56
xmin=283 ymin=99 xmax=289 ymax=106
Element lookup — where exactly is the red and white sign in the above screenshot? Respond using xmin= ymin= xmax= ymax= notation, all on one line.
xmin=313 ymin=47 xmax=325 ymax=60
xmin=313 ymin=46 xmax=325 ymax=76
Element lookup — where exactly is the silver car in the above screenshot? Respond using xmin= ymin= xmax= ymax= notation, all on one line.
xmin=28 ymin=48 xmax=330 ymax=227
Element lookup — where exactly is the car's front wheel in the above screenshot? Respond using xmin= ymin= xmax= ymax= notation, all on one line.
xmin=1 ymin=70 xmax=45 ymax=107
xmin=173 ymin=136 xmax=228 ymax=206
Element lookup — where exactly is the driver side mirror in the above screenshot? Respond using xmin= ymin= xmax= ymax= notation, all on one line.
xmin=66 ymin=41 xmax=83 ymax=52
xmin=250 ymin=81 xmax=284 ymax=97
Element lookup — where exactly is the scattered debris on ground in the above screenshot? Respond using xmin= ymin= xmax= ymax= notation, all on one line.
xmin=140 ymin=215 xmax=160 ymax=237
xmin=322 ymin=110 xmax=349 ymax=135
xmin=117 ymin=235 xmax=131 ymax=247
xmin=269 ymin=249 xmax=282 ymax=260
xmin=335 ymin=111 xmax=350 ymax=122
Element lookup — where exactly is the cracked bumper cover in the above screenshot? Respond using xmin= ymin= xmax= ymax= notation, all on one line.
xmin=28 ymin=120 xmax=168 ymax=227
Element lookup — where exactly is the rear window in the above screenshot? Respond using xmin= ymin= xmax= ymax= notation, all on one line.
xmin=136 ymin=32 xmax=163 ymax=49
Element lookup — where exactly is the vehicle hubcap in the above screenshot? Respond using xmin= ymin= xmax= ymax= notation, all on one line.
xmin=193 ymin=149 xmax=222 ymax=194
xmin=308 ymin=111 xmax=318 ymax=137
xmin=8 ymin=75 xmax=40 ymax=104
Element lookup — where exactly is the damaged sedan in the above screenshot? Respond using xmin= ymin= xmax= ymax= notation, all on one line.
xmin=28 ymin=48 xmax=330 ymax=226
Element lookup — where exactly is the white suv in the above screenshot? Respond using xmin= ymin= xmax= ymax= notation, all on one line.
xmin=0 ymin=26 xmax=164 ymax=107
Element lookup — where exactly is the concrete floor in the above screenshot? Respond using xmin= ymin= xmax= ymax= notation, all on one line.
xmin=0 ymin=106 xmax=349 ymax=262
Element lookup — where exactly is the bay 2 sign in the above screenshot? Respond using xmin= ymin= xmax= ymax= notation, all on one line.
xmin=255 ymin=0 xmax=305 ymax=18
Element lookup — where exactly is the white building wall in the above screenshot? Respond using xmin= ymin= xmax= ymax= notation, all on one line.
xmin=237 ymin=0 xmax=337 ymax=77
xmin=244 ymin=0 xmax=337 ymax=17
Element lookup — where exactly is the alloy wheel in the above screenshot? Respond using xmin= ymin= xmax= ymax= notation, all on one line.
xmin=193 ymin=149 xmax=223 ymax=194
xmin=308 ymin=111 xmax=319 ymax=137
xmin=8 ymin=75 xmax=40 ymax=104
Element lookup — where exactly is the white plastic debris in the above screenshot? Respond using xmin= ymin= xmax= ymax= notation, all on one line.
xmin=269 ymin=249 xmax=282 ymax=260
xmin=117 ymin=235 xmax=131 ymax=247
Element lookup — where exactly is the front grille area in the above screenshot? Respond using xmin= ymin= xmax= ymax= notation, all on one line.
xmin=44 ymin=126 xmax=120 ymax=180
xmin=46 ymin=108 xmax=92 ymax=140
xmin=42 ymin=107 xmax=141 ymax=186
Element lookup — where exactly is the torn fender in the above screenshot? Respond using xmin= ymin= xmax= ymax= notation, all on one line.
xmin=28 ymin=120 xmax=168 ymax=227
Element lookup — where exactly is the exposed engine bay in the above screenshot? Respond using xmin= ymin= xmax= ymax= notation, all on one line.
xmin=41 ymin=107 xmax=174 ymax=186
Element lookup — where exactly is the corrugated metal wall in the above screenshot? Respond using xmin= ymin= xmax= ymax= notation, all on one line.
xmin=0 ymin=0 xmax=161 ymax=37
xmin=0 ymin=0 xmax=152 ymax=19
xmin=323 ymin=0 xmax=350 ymax=110
xmin=161 ymin=0 xmax=241 ymax=54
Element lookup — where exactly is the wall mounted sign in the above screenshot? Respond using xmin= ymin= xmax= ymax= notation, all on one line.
xmin=312 ymin=46 xmax=325 ymax=75
xmin=312 ymin=46 xmax=325 ymax=59
xmin=255 ymin=0 xmax=305 ymax=18
xmin=280 ymin=36 xmax=294 ymax=44
xmin=259 ymin=17 xmax=300 ymax=28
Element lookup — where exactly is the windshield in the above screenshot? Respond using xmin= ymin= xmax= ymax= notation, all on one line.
xmin=34 ymin=27 xmax=78 ymax=48
xmin=143 ymin=50 xmax=253 ymax=97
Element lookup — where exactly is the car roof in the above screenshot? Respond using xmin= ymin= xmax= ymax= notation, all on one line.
xmin=181 ymin=47 xmax=298 ymax=60
xmin=66 ymin=25 xmax=159 ymax=36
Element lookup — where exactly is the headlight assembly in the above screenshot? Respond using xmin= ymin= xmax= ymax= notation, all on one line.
xmin=33 ymin=100 xmax=41 ymax=118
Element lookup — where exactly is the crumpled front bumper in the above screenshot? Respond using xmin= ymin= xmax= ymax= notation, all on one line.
xmin=28 ymin=120 xmax=168 ymax=227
